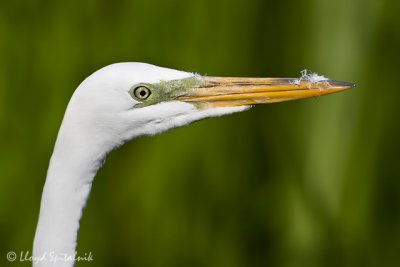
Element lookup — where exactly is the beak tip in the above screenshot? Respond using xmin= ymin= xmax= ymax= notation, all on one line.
xmin=327 ymin=80 xmax=355 ymax=92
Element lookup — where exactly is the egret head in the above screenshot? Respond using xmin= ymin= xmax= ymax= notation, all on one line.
xmin=66 ymin=62 xmax=353 ymax=147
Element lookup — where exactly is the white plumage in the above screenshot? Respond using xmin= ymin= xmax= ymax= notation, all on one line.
xmin=33 ymin=63 xmax=248 ymax=267
xmin=33 ymin=63 xmax=351 ymax=266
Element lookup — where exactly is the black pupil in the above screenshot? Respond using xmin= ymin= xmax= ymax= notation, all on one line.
xmin=139 ymin=89 xmax=146 ymax=97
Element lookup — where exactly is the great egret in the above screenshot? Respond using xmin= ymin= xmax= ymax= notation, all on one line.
xmin=33 ymin=63 xmax=352 ymax=266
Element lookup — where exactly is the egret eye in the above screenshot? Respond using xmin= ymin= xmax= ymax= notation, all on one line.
xmin=133 ymin=86 xmax=151 ymax=100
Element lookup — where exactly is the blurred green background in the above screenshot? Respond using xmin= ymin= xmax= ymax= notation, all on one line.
xmin=1 ymin=0 xmax=399 ymax=266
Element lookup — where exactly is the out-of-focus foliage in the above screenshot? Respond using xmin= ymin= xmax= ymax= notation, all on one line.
xmin=1 ymin=0 xmax=399 ymax=266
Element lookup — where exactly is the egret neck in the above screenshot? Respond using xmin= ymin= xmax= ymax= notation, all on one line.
xmin=33 ymin=108 xmax=113 ymax=266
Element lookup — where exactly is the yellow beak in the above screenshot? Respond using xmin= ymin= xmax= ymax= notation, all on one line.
xmin=178 ymin=76 xmax=354 ymax=108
